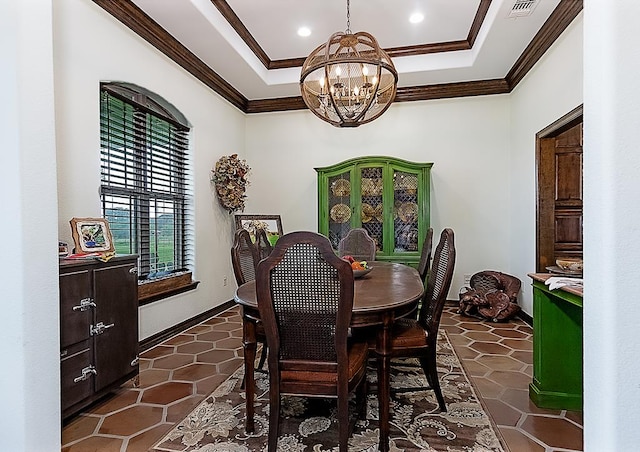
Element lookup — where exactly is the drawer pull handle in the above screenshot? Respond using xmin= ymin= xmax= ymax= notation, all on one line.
xmin=73 ymin=366 xmax=97 ymax=383
xmin=72 ymin=298 xmax=96 ymax=311
xmin=129 ymin=267 xmax=138 ymax=274
xmin=91 ymin=322 xmax=115 ymax=335
xmin=130 ymin=356 xmax=139 ymax=367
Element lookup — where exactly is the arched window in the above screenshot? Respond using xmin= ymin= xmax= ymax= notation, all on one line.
xmin=100 ymin=82 xmax=193 ymax=282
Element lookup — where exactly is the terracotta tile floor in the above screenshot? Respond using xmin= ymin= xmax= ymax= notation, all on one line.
xmin=61 ymin=304 xmax=583 ymax=451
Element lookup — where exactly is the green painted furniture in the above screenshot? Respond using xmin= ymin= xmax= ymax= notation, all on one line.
xmin=315 ymin=156 xmax=432 ymax=266
xmin=528 ymin=273 xmax=583 ymax=410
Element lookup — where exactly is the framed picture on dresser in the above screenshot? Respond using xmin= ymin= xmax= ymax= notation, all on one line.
xmin=69 ymin=217 xmax=115 ymax=254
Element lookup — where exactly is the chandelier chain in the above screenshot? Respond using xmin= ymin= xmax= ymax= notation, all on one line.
xmin=346 ymin=0 xmax=351 ymax=33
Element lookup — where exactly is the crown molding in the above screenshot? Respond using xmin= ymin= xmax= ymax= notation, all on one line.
xmin=506 ymin=0 xmax=583 ymax=89
xmin=244 ymin=79 xmax=512 ymax=113
xmin=212 ymin=0 xmax=492 ymax=67
xmin=93 ymin=0 xmax=249 ymax=111
xmin=395 ymin=79 xmax=511 ymax=102
xmin=93 ymin=0 xmax=582 ymax=115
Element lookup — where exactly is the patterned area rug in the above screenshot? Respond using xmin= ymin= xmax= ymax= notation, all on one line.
xmin=152 ymin=332 xmax=505 ymax=451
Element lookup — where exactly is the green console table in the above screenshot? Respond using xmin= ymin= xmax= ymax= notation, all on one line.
xmin=528 ymin=273 xmax=583 ymax=410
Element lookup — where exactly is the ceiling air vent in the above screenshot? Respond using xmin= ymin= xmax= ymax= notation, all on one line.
xmin=509 ymin=0 xmax=539 ymax=17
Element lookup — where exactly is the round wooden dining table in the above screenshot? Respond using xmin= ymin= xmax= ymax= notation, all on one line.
xmin=234 ymin=261 xmax=424 ymax=452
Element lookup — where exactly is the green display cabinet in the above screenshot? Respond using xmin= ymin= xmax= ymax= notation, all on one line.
xmin=528 ymin=274 xmax=583 ymax=410
xmin=315 ymin=156 xmax=432 ymax=266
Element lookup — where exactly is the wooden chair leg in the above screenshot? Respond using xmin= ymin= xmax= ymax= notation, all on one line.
xmin=337 ymin=386 xmax=349 ymax=452
xmin=357 ymin=377 xmax=367 ymax=419
xmin=267 ymin=369 xmax=281 ymax=452
xmin=257 ymin=343 xmax=268 ymax=370
xmin=420 ymin=353 xmax=446 ymax=412
xmin=241 ymin=343 xmax=268 ymax=390
xmin=268 ymin=389 xmax=280 ymax=452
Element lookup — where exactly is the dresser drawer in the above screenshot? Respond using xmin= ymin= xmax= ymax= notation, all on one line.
xmin=60 ymin=342 xmax=93 ymax=412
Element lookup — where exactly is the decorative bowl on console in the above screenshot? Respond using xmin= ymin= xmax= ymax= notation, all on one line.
xmin=555 ymin=258 xmax=583 ymax=272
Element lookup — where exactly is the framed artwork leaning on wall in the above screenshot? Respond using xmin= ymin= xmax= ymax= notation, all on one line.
xmin=234 ymin=214 xmax=283 ymax=246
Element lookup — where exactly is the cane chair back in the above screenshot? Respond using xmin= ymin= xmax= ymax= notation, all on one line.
xmin=230 ymin=228 xmax=269 ymax=381
xmin=231 ymin=228 xmax=258 ymax=285
xmin=337 ymin=228 xmax=376 ymax=262
xmin=254 ymin=227 xmax=273 ymax=263
xmin=416 ymin=228 xmax=434 ymax=284
xmin=418 ymin=228 xmax=456 ymax=342
xmin=256 ymin=231 xmax=368 ymax=452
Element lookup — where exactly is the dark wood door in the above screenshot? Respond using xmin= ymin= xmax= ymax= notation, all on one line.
xmin=537 ymin=120 xmax=583 ymax=271
xmin=93 ymin=261 xmax=139 ymax=391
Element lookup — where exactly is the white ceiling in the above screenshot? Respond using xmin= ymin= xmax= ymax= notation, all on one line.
xmin=130 ymin=0 xmax=562 ymax=101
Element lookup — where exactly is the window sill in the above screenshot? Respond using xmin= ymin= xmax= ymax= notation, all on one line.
xmin=138 ymin=271 xmax=199 ymax=306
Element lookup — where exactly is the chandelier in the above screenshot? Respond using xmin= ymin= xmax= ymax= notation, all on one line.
xmin=300 ymin=0 xmax=398 ymax=128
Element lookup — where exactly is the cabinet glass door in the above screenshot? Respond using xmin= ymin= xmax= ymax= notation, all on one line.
xmin=327 ymin=170 xmax=352 ymax=249
xmin=317 ymin=156 xmax=431 ymax=265
xmin=360 ymin=166 xmax=384 ymax=253
xmin=393 ymin=169 xmax=420 ymax=253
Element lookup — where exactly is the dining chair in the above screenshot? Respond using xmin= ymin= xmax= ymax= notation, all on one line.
xmin=254 ymin=227 xmax=273 ymax=262
xmin=230 ymin=228 xmax=269 ymax=375
xmin=416 ymin=227 xmax=434 ymax=284
xmin=371 ymin=228 xmax=456 ymax=412
xmin=255 ymin=231 xmax=369 ymax=452
xmin=337 ymin=227 xmax=376 ymax=262
xmin=231 ymin=228 xmax=258 ymax=285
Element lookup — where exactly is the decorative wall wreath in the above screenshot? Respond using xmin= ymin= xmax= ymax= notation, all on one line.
xmin=211 ymin=154 xmax=251 ymax=214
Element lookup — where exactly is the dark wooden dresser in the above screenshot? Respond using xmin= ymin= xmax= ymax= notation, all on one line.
xmin=59 ymin=255 xmax=139 ymax=420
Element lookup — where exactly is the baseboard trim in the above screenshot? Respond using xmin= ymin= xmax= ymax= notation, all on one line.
xmin=140 ymin=300 xmax=236 ymax=352
xmin=517 ymin=310 xmax=533 ymax=327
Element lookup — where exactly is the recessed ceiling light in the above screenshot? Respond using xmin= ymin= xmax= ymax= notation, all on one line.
xmin=297 ymin=27 xmax=311 ymax=37
xmin=409 ymin=12 xmax=424 ymax=24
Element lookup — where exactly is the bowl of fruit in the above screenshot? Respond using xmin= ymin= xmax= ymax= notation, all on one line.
xmin=342 ymin=255 xmax=373 ymax=278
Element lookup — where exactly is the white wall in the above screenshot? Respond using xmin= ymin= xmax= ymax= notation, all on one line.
xmin=245 ymin=96 xmax=513 ymax=300
xmin=0 ymin=1 xmax=61 ymax=451
xmin=509 ymin=14 xmax=584 ymax=313
xmin=53 ymin=0 xmax=247 ymax=339
xmin=583 ymin=1 xmax=640 ymax=450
